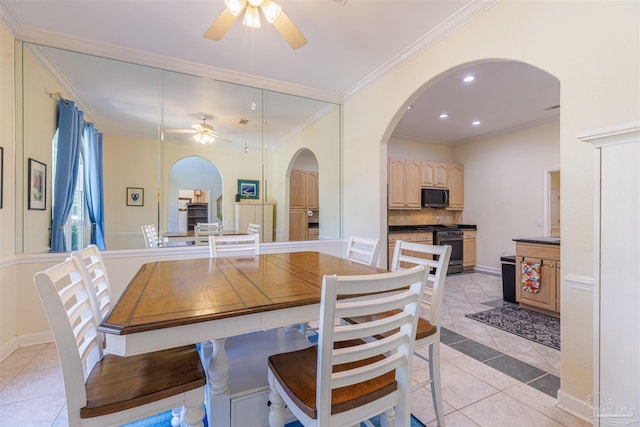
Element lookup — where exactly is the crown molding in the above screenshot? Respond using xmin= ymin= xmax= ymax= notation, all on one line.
xmin=11 ymin=27 xmax=343 ymax=105
xmin=343 ymin=0 xmax=500 ymax=100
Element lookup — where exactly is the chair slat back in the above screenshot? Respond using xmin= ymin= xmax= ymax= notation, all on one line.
xmin=247 ymin=223 xmax=261 ymax=235
xmin=316 ymin=266 xmax=427 ymax=424
xmin=344 ymin=235 xmax=381 ymax=266
xmin=195 ymin=223 xmax=223 ymax=246
xmin=209 ymin=233 xmax=260 ymax=258
xmin=390 ymin=240 xmax=451 ymax=327
xmin=34 ymin=258 xmax=104 ymax=415
xmin=141 ymin=224 xmax=160 ymax=248
xmin=71 ymin=244 xmax=112 ymax=322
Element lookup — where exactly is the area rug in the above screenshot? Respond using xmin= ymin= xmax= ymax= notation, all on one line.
xmin=466 ymin=304 xmax=560 ymax=350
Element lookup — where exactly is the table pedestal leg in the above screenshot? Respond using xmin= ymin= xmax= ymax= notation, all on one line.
xmin=207 ymin=338 xmax=231 ymax=427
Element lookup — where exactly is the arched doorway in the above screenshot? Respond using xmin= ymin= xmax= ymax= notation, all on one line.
xmin=167 ymin=156 xmax=222 ymax=232
xmin=287 ymin=149 xmax=319 ymax=241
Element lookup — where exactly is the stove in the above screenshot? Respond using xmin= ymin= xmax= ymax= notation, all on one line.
xmin=432 ymin=226 xmax=464 ymax=274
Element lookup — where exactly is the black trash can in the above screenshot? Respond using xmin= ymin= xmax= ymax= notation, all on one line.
xmin=500 ymin=255 xmax=517 ymax=303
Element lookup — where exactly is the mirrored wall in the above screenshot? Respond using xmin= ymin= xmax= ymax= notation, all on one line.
xmin=17 ymin=42 xmax=342 ymax=253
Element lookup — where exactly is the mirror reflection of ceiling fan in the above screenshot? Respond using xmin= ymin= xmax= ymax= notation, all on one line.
xmin=166 ymin=118 xmax=233 ymax=144
xmin=203 ymin=0 xmax=307 ymax=50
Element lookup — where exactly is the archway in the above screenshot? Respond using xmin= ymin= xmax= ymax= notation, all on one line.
xmin=167 ymin=156 xmax=222 ymax=232
xmin=287 ymin=149 xmax=320 ymax=241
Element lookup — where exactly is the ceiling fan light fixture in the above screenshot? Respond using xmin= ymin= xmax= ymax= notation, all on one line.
xmin=243 ymin=6 xmax=261 ymax=28
xmin=225 ymin=0 xmax=247 ymax=16
xmin=261 ymin=0 xmax=282 ymax=23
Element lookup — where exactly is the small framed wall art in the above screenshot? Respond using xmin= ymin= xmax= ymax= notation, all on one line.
xmin=126 ymin=187 xmax=144 ymax=206
xmin=28 ymin=158 xmax=46 ymax=210
xmin=237 ymin=179 xmax=259 ymax=200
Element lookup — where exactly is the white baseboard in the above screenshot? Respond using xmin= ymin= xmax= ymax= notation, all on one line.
xmin=556 ymin=389 xmax=593 ymax=423
xmin=0 ymin=336 xmax=19 ymax=363
xmin=473 ymin=264 xmax=501 ymax=276
xmin=18 ymin=331 xmax=54 ymax=348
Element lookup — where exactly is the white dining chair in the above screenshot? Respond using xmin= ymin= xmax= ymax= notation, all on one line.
xmin=141 ymin=224 xmax=160 ymax=248
xmin=347 ymin=240 xmax=451 ymax=426
xmin=71 ymin=244 xmax=112 ymax=323
xmin=267 ymin=265 xmax=427 ymax=427
xmin=344 ymin=235 xmax=381 ymax=266
xmin=194 ymin=222 xmax=223 ymax=246
xmin=247 ymin=223 xmax=261 ymax=235
xmin=208 ymin=233 xmax=259 ymax=258
xmin=34 ymin=257 xmax=206 ymax=427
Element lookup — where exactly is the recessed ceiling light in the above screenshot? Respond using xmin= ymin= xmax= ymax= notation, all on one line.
xmin=439 ymin=113 xmax=449 ymax=119
xmin=407 ymin=105 xmax=413 ymax=110
xmin=463 ymin=75 xmax=476 ymax=83
xmin=472 ymin=120 xmax=481 ymax=126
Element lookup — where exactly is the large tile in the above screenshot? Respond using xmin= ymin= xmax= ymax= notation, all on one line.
xmin=411 ymin=384 xmax=455 ymax=426
xmin=447 ymin=353 xmax=520 ymax=391
xmin=426 ymin=410 xmax=479 ymax=427
xmin=483 ymin=354 xmax=547 ymax=383
xmin=440 ymin=361 xmax=499 ymax=409
xmin=528 ymin=373 xmax=560 ymax=398
xmin=449 ymin=339 xmax=502 ymax=363
xmin=0 ymin=391 xmax=66 ymax=427
xmin=460 ymin=392 xmax=564 ymax=427
xmin=0 ymin=366 xmax=65 ymax=405
xmin=0 ymin=347 xmax=40 ymax=376
xmin=503 ymin=383 xmax=592 ymax=427
xmin=22 ymin=345 xmax=61 ymax=372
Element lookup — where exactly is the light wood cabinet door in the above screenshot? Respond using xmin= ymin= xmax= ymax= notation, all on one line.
xmin=434 ymin=163 xmax=448 ymax=188
xmin=388 ymin=158 xmax=407 ymax=208
xmin=290 ymin=169 xmax=307 ymax=209
xmin=289 ymin=209 xmax=308 ymax=241
xmin=422 ymin=162 xmax=435 ymax=187
xmin=306 ymin=171 xmax=319 ymax=210
xmin=447 ymin=163 xmax=464 ymax=210
xmin=404 ymin=159 xmax=422 ymax=208
xmin=463 ymin=230 xmax=476 ymax=269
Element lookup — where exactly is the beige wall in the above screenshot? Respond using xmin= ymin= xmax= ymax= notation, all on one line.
xmin=455 ymin=121 xmax=560 ymax=270
xmin=0 ymin=21 xmax=16 ymax=356
xmin=343 ymin=0 xmax=639 ymax=416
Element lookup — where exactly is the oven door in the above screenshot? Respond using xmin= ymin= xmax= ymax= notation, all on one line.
xmin=435 ymin=236 xmax=464 ymax=274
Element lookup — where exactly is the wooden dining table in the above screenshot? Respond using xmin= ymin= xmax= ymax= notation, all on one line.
xmin=99 ymin=251 xmax=383 ymax=426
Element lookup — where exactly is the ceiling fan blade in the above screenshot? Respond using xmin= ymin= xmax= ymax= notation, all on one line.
xmin=166 ymin=129 xmax=196 ymax=134
xmin=213 ymin=133 xmax=233 ymax=143
xmin=203 ymin=7 xmax=242 ymax=40
xmin=271 ymin=10 xmax=307 ymax=49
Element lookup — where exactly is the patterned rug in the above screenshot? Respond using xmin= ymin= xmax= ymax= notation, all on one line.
xmin=466 ymin=304 xmax=560 ymax=350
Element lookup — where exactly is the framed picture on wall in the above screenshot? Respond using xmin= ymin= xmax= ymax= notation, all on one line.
xmin=28 ymin=158 xmax=46 ymax=210
xmin=126 ymin=187 xmax=144 ymax=206
xmin=238 ymin=179 xmax=259 ymax=200
xmin=0 ymin=146 xmax=3 ymax=209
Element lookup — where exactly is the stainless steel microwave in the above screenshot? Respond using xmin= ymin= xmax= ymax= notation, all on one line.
xmin=421 ymin=188 xmax=449 ymax=208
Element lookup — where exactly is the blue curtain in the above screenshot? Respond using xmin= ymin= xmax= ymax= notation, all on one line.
xmin=83 ymin=122 xmax=106 ymax=249
xmin=51 ymin=99 xmax=83 ymax=252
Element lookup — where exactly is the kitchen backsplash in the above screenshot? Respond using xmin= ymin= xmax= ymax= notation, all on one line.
xmin=389 ymin=208 xmax=463 ymax=226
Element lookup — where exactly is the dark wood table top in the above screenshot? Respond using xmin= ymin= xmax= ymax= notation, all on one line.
xmin=101 ymin=252 xmax=383 ymax=336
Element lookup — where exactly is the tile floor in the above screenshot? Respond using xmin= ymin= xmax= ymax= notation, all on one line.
xmin=0 ymin=272 xmax=590 ymax=426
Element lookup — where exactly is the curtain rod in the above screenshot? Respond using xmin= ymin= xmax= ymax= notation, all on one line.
xmin=47 ymin=90 xmax=71 ymax=105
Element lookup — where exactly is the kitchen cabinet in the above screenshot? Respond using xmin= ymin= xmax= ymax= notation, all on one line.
xmin=289 ymin=169 xmax=319 ymax=240
xmin=187 ymin=203 xmax=208 ymax=231
xmin=446 ymin=164 xmax=464 ymax=210
xmin=515 ymin=241 xmax=560 ymax=315
xmin=388 ymin=157 xmax=421 ymax=209
xmin=235 ymin=202 xmax=273 ymax=242
xmin=463 ymin=230 xmax=476 ymax=270
xmin=388 ymin=232 xmax=433 ymax=270
xmin=307 ymin=227 xmax=319 ymax=240
xmin=422 ymin=162 xmax=448 ymax=188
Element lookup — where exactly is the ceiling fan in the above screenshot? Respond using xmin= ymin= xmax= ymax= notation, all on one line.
xmin=203 ymin=0 xmax=308 ymax=50
xmin=165 ymin=118 xmax=232 ymax=144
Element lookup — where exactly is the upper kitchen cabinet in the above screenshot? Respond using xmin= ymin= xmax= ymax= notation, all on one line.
xmin=422 ymin=162 xmax=447 ymax=188
xmin=388 ymin=157 xmax=422 ymax=209
xmin=446 ymin=164 xmax=464 ymax=210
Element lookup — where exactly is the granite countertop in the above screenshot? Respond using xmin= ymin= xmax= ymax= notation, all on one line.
xmin=513 ymin=237 xmax=560 ymax=245
xmin=389 ymin=224 xmax=477 ymax=233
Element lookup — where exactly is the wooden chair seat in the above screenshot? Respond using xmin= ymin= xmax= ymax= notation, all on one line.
xmin=82 ymin=345 xmax=206 ymax=418
xmin=345 ymin=310 xmax=437 ymax=341
xmin=267 ymin=343 xmax=396 ymax=420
